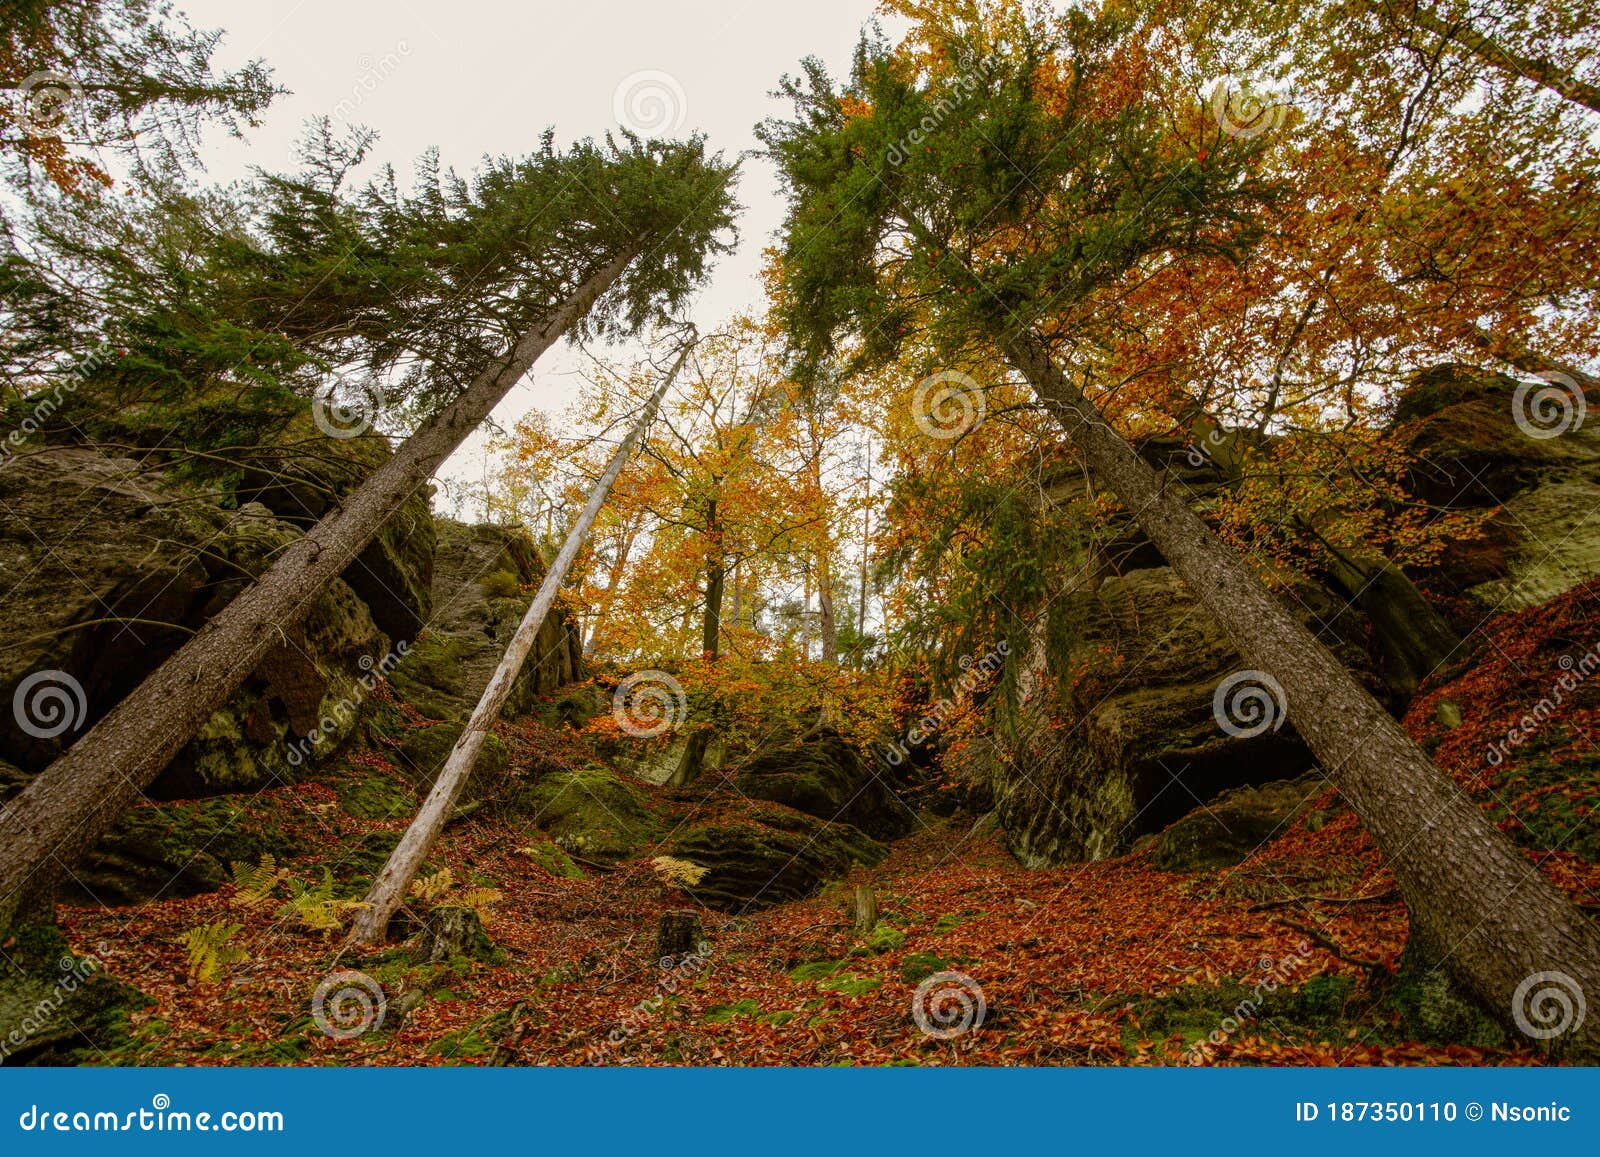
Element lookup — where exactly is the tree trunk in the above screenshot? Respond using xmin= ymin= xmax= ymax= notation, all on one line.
xmin=702 ymin=510 xmax=724 ymax=661
xmin=348 ymin=340 xmax=689 ymax=945
xmin=852 ymin=885 xmax=878 ymax=935
xmin=817 ymin=549 xmax=838 ymax=663
xmin=656 ymin=909 xmax=705 ymax=965
xmin=1004 ymin=330 xmax=1600 ymax=1057
xmin=0 ymin=253 xmax=635 ymax=934
xmin=1371 ymin=1 xmax=1600 ymax=115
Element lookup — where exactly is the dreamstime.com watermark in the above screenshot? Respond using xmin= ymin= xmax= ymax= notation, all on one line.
xmin=17 ymin=1095 xmax=283 ymax=1134
xmin=584 ymin=939 xmax=714 ymax=1063
xmin=613 ymin=70 xmax=687 ymax=136
xmin=285 ymin=641 xmax=409 ymax=767
xmin=311 ymin=970 xmax=387 ymax=1040
xmin=1486 ymin=639 xmax=1599 ymax=767
xmin=0 ymin=951 xmax=102 ymax=1064
xmin=612 ymin=669 xmax=688 ymax=739
xmin=11 ymin=668 xmax=88 ymax=741
xmin=0 ymin=344 xmax=112 ymax=470
xmin=911 ymin=370 xmax=986 ymax=441
xmin=883 ymin=640 xmax=1008 ymax=766
xmin=1181 ymin=940 xmax=1314 ymax=1064
xmin=1512 ymin=371 xmax=1587 ymax=441
xmin=884 ymin=49 xmax=1002 ymax=165
xmin=331 ymin=42 xmax=412 ymax=127
xmin=1511 ymin=970 xmax=1586 ymax=1041
xmin=1212 ymin=669 xmax=1287 ymax=739
xmin=912 ymin=970 xmax=987 ymax=1040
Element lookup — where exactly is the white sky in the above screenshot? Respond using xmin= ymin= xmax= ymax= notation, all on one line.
xmin=179 ymin=0 xmax=883 ymax=506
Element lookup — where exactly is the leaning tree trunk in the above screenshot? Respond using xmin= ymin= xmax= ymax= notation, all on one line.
xmin=347 ymin=340 xmax=690 ymax=945
xmin=0 ymin=253 xmax=635 ymax=934
xmin=1004 ymin=330 xmax=1600 ymax=1058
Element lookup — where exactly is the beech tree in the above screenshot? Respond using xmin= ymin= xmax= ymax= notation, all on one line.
xmin=0 ymin=134 xmax=737 ymax=932
xmin=758 ymin=6 xmax=1600 ymax=1054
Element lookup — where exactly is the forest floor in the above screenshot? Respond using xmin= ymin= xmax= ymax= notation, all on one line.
xmin=47 ymin=582 xmax=1600 ymax=1067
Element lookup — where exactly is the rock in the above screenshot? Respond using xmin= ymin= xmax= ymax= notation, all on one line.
xmin=992 ymin=566 xmax=1372 ymax=867
xmin=62 ymin=795 xmax=313 ymax=907
xmin=0 ymin=448 xmax=392 ymax=796
xmin=396 ymin=722 xmax=509 ymax=801
xmin=0 ymin=923 xmax=144 ymax=1064
xmin=1152 ymin=775 xmax=1328 ymax=872
xmin=1395 ymin=364 xmax=1600 ymax=612
xmin=387 ymin=521 xmax=582 ymax=723
xmin=512 ymin=765 xmax=662 ymax=864
xmin=736 ymin=727 xmax=914 ymax=840
xmin=669 ymin=801 xmax=887 ymax=912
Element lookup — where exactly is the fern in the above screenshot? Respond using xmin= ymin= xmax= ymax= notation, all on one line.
xmin=409 ymin=867 xmax=455 ymax=903
xmin=230 ymin=853 xmax=289 ymax=907
xmin=651 ymin=855 xmax=708 ymax=889
xmin=275 ymin=869 xmax=363 ymax=937
xmin=180 ymin=922 xmax=248 ymax=983
xmin=457 ymin=887 xmax=502 ymax=918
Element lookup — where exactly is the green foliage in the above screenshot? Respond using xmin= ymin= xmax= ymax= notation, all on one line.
xmin=179 ymin=922 xmax=248 ymax=983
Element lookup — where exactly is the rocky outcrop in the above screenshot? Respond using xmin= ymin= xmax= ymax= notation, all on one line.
xmin=670 ymin=800 xmax=888 ymax=911
xmin=735 ymin=726 xmax=914 ymax=841
xmin=1151 ymin=774 xmax=1329 ymax=872
xmin=1396 ymin=364 xmax=1600 ymax=613
xmin=0 ymin=448 xmax=393 ymax=797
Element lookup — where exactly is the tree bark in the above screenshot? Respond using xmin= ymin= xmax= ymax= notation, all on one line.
xmin=702 ymin=509 xmax=724 ymax=661
xmin=348 ymin=339 xmax=689 ymax=945
xmin=852 ymin=884 xmax=878 ymax=935
xmin=0 ymin=253 xmax=635 ymax=933
xmin=1371 ymin=0 xmax=1600 ymax=114
xmin=1005 ymin=330 xmax=1600 ymax=1057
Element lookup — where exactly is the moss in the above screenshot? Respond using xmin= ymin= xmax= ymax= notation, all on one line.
xmin=900 ymin=952 xmax=949 ymax=983
xmin=704 ymin=998 xmax=763 ymax=1023
xmin=67 ymin=795 xmax=313 ymax=906
xmin=513 ymin=765 xmax=661 ymax=863
xmin=787 ymin=960 xmax=850 ymax=983
xmin=821 ymin=974 xmax=883 ymax=997
xmin=520 ymin=838 xmax=583 ymax=880
xmin=396 ymin=723 xmax=509 ymax=800
xmin=387 ymin=633 xmax=478 ymax=720
xmin=735 ymin=727 xmax=914 ymax=840
xmin=1385 ymin=968 xmax=1508 ymax=1050
xmin=334 ymin=767 xmax=417 ymax=821
xmin=0 ymin=923 xmax=149 ymax=1065
xmin=1152 ymin=776 xmax=1323 ymax=873
xmin=852 ymin=924 xmax=907 ymax=956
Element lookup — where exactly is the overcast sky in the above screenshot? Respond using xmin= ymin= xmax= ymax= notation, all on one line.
xmin=180 ymin=0 xmax=883 ymax=507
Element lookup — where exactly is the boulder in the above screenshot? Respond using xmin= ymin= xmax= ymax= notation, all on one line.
xmin=0 ymin=449 xmax=390 ymax=797
xmin=1152 ymin=774 xmax=1328 ymax=872
xmin=1396 ymin=364 xmax=1600 ymax=612
xmin=735 ymin=727 xmax=914 ymax=840
xmin=512 ymin=765 xmax=662 ymax=864
xmin=669 ymin=801 xmax=887 ymax=912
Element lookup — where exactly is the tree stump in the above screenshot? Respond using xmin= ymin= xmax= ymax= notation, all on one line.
xmin=656 ymin=909 xmax=704 ymax=966
xmin=414 ymin=905 xmax=497 ymax=965
xmin=852 ymin=885 xmax=878 ymax=935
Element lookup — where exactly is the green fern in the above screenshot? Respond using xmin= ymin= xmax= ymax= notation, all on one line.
xmin=275 ymin=869 xmax=363 ymax=937
xmin=229 ymin=853 xmax=289 ymax=907
xmin=180 ymin=922 xmax=248 ymax=983
xmin=409 ymin=867 xmax=455 ymax=904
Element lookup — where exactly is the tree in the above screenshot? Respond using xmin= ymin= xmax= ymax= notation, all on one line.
xmin=0 ymin=134 xmax=737 ymax=932
xmin=759 ymin=4 xmax=1600 ymax=1054
xmin=349 ymin=336 xmax=693 ymax=944
xmin=0 ymin=0 xmax=279 ymax=193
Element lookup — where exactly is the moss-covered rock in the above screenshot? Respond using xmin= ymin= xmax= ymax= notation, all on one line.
xmin=0 ymin=923 xmax=147 ymax=1064
xmin=64 ymin=795 xmax=314 ymax=907
xmin=1153 ymin=775 xmax=1327 ymax=873
xmin=512 ymin=765 xmax=662 ymax=863
xmin=736 ymin=727 xmax=914 ymax=840
xmin=670 ymin=801 xmax=887 ymax=911
xmin=396 ymin=723 xmax=510 ymax=801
